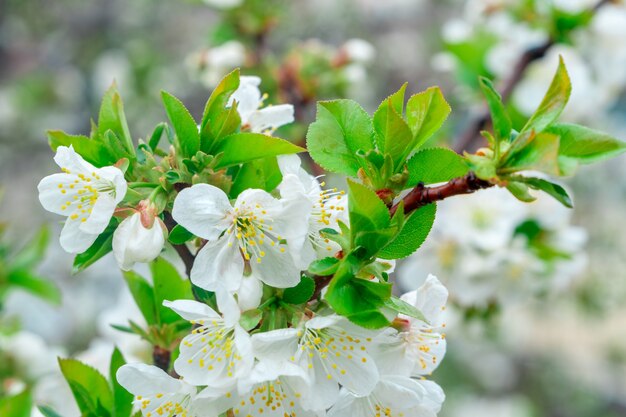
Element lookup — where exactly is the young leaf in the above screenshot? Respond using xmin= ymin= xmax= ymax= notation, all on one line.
xmin=58 ymin=358 xmax=114 ymax=417
xmin=151 ymin=258 xmax=194 ymax=324
xmin=168 ymin=225 xmax=194 ymax=245
xmin=73 ymin=220 xmax=117 ymax=274
xmin=478 ymin=77 xmax=512 ymax=142
xmin=347 ymin=181 xmax=391 ymax=255
xmin=48 ymin=130 xmax=114 ymax=167
xmin=98 ymin=83 xmax=134 ymax=156
xmin=148 ymin=122 xmax=168 ymax=152
xmin=161 ymin=91 xmax=200 ymax=158
xmin=377 ymin=203 xmax=436 ymax=259
xmin=405 ymin=87 xmax=451 ymax=150
xmin=514 ymin=176 xmax=573 ymax=208
xmin=521 ymin=56 xmax=571 ymax=134
xmin=406 ymin=148 xmax=469 ymax=186
xmin=282 ymin=276 xmax=316 ymax=304
xmin=502 ymin=132 xmax=561 ymax=175
xmin=546 ymin=123 xmax=626 ymax=164
xmin=230 ymin=157 xmax=282 ymax=197
xmin=109 ymin=348 xmax=133 ymax=417
xmin=383 ymin=296 xmax=427 ymax=323
xmin=7 ymin=270 xmax=61 ymax=305
xmin=123 ymin=270 xmax=158 ymax=325
xmin=213 ymin=133 xmax=304 ymax=168
xmin=326 ymin=277 xmax=393 ymax=329
xmin=506 ymin=182 xmax=536 ymax=203
xmin=307 ymin=257 xmax=340 ymax=276
xmin=306 ymin=100 xmax=375 ymax=176
xmin=373 ymin=96 xmax=414 ymax=171
xmin=37 ymin=406 xmax=65 ymax=417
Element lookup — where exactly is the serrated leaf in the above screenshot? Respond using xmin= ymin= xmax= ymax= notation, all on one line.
xmin=546 ymin=123 xmax=626 ymax=164
xmin=148 ymin=122 xmax=168 ymax=152
xmin=479 ymin=77 xmax=512 ymax=143
xmin=47 ymin=130 xmax=114 ymax=167
xmin=373 ymin=95 xmax=414 ymax=171
xmin=109 ymin=348 xmax=133 ymax=417
xmin=306 ymin=100 xmax=375 ymax=176
xmin=378 ymin=203 xmax=436 ymax=259
xmin=73 ymin=220 xmax=117 ymax=274
xmin=347 ymin=181 xmax=391 ymax=256
xmin=383 ymin=296 xmax=428 ymax=323
xmin=282 ymin=276 xmax=316 ymax=304
xmin=213 ymin=133 xmax=304 ymax=168
xmin=521 ymin=56 xmax=571 ymax=134
xmin=168 ymin=225 xmax=194 ymax=245
xmin=58 ymin=358 xmax=114 ymax=416
xmin=161 ymin=91 xmax=200 ymax=158
xmin=514 ymin=176 xmax=573 ymax=208
xmin=406 ymin=148 xmax=469 ymax=186
xmin=325 ymin=278 xmax=392 ymax=329
xmin=307 ymin=257 xmax=340 ymax=276
xmin=405 ymin=87 xmax=451 ymax=150
xmin=200 ymin=69 xmax=241 ymax=152
xmin=98 ymin=83 xmax=134 ymax=156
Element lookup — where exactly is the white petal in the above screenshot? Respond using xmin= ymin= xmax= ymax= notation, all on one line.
xmin=328 ymin=389 xmax=367 ymax=417
xmin=172 ymin=184 xmax=233 ymax=241
xmin=376 ymin=375 xmax=426 ymax=409
xmin=59 ymin=217 xmax=99 ymax=253
xmin=236 ymin=273 xmax=263 ymax=311
xmin=53 ymin=145 xmax=97 ymax=174
xmin=248 ymin=104 xmax=295 ymax=133
xmin=163 ymin=299 xmax=220 ymax=321
xmin=38 ymin=173 xmax=79 ymax=215
xmin=305 ymin=315 xmax=342 ymax=330
xmin=229 ymin=76 xmax=262 ymax=123
xmin=214 ymin=284 xmax=241 ymax=326
xmin=401 ymin=274 xmax=448 ymax=325
xmin=251 ymin=328 xmax=299 ymax=362
xmin=190 ymin=236 xmax=244 ymax=292
xmin=98 ymin=166 xmax=128 ymax=203
xmin=80 ymin=193 xmax=116 ymax=234
xmin=113 ymin=213 xmax=165 ymax=271
xmin=116 ymin=363 xmax=183 ymax=396
xmin=252 ymin=240 xmax=302 ymax=288
xmin=277 ymin=154 xmax=302 ymax=176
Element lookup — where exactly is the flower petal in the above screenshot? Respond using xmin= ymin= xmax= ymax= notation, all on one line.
xmin=163 ymin=299 xmax=220 ymax=321
xmin=53 ymin=145 xmax=97 ymax=174
xmin=98 ymin=166 xmax=128 ymax=203
xmin=38 ymin=173 xmax=79 ymax=215
xmin=191 ymin=236 xmax=244 ymax=292
xmin=80 ymin=193 xmax=116 ymax=234
xmin=59 ymin=217 xmax=99 ymax=253
xmin=172 ymin=184 xmax=233 ymax=241
xmin=248 ymin=104 xmax=295 ymax=133
xmin=401 ymin=274 xmax=448 ymax=325
xmin=116 ymin=363 xmax=183 ymax=396
xmin=251 ymin=328 xmax=300 ymax=362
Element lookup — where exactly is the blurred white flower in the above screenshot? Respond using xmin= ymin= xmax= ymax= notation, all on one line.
xmin=228 ymin=75 xmax=295 ymax=134
xmin=202 ymin=0 xmax=243 ymax=9
xmin=187 ymin=41 xmax=246 ymax=88
xmin=342 ymin=38 xmax=376 ymax=64
xmin=38 ymin=146 xmax=127 ymax=253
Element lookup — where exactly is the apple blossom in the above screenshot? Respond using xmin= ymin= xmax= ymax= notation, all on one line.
xmin=37 ymin=145 xmax=126 ymax=253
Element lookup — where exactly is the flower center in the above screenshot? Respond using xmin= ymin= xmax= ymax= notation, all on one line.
xmin=58 ymin=169 xmax=115 ymax=222
xmin=185 ymin=319 xmax=242 ymax=377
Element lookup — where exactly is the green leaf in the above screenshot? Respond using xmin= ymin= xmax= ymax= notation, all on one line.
xmin=109 ymin=348 xmax=133 ymax=417
xmin=47 ymin=130 xmax=114 ymax=167
xmin=306 ymin=100 xmax=375 ymax=176
xmin=405 ymin=87 xmax=451 ymax=150
xmin=58 ymin=358 xmax=114 ymax=416
xmin=479 ymin=77 xmax=512 ymax=142
xmin=151 ymin=258 xmax=193 ymax=324
xmin=383 ymin=296 xmax=427 ymax=323
xmin=161 ymin=91 xmax=200 ymax=158
xmin=7 ymin=270 xmax=61 ymax=304
xmin=347 ymin=181 xmax=391 ymax=255
xmin=98 ymin=83 xmax=134 ymax=156
xmin=506 ymin=182 xmax=536 ymax=203
xmin=307 ymin=257 xmax=340 ymax=276
xmin=239 ymin=309 xmax=263 ymax=331
xmin=148 ymin=122 xmax=168 ymax=152
xmin=213 ymin=133 xmax=304 ymax=168
xmin=73 ymin=220 xmax=117 ymax=274
xmin=230 ymin=157 xmax=283 ymax=197
xmin=502 ymin=132 xmax=561 ymax=175
xmin=373 ymin=95 xmax=414 ymax=171
xmin=546 ymin=123 xmax=626 ymax=164
xmin=521 ymin=56 xmax=571 ymax=134
xmin=200 ymin=69 xmax=241 ymax=152
xmin=326 ymin=277 xmax=392 ymax=329
xmin=37 ymin=406 xmax=65 ymax=417
xmin=0 ymin=390 xmax=31 ymax=417
xmin=123 ymin=270 xmax=157 ymax=325
xmin=378 ymin=203 xmax=436 ymax=259
xmin=514 ymin=176 xmax=573 ymax=208
xmin=168 ymin=225 xmax=194 ymax=245
xmin=406 ymin=148 xmax=469 ymax=186
xmin=282 ymin=276 xmax=316 ymax=304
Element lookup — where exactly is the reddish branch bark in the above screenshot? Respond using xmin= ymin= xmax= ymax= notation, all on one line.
xmin=390 ymin=172 xmax=492 ymax=217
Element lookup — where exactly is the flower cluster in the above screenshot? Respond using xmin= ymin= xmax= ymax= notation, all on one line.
xmin=116 ymin=274 xmax=448 ymax=417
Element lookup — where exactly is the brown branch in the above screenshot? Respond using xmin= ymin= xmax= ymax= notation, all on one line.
xmin=162 ymin=211 xmax=195 ymax=278
xmin=453 ymin=0 xmax=611 ymax=154
xmin=390 ymin=172 xmax=492 ymax=217
xmin=152 ymin=345 xmax=171 ymax=372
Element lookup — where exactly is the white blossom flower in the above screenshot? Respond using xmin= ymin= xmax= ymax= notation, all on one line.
xmin=112 ymin=203 xmax=166 ymax=271
xmin=342 ymin=39 xmax=376 ymax=64
xmin=228 ymin=76 xmax=295 ymax=134
xmin=116 ymin=363 xmax=200 ymax=417
xmin=164 ymin=299 xmax=253 ymax=389
xmin=172 ymin=184 xmax=311 ymax=292
xmin=187 ymin=41 xmax=246 ymax=88
xmin=38 ymin=145 xmax=127 ymax=253
xmin=277 ymin=155 xmax=347 ymax=265
xmin=251 ymin=314 xmax=380 ymax=409
xmin=328 ymin=375 xmax=445 ymax=417
xmin=201 ymin=0 xmax=243 ymax=9
xmin=375 ymin=275 xmax=448 ymax=377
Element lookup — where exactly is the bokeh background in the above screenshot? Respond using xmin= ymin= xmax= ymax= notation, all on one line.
xmin=1 ymin=0 xmax=625 ymax=416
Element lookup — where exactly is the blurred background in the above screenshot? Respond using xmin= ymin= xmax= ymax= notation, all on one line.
xmin=1 ymin=0 xmax=626 ymax=416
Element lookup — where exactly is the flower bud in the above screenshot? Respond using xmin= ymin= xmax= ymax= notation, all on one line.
xmin=112 ymin=202 xmax=166 ymax=271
